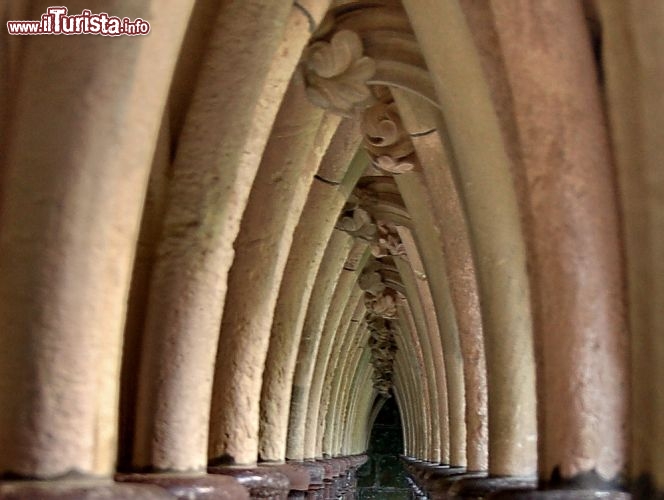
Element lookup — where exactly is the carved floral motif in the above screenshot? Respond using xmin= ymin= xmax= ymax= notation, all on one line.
xmin=301 ymin=21 xmax=420 ymax=173
xmin=358 ymin=270 xmax=386 ymax=297
xmin=302 ymin=30 xmax=376 ymax=116
xmin=367 ymin=314 xmax=398 ymax=396
xmin=366 ymin=292 xmax=398 ymax=319
xmin=334 ymin=194 xmax=410 ymax=395
xmin=360 ymin=260 xmax=402 ymax=395
xmin=362 ymin=101 xmax=417 ymax=174
xmin=335 ymin=205 xmax=377 ymax=242
xmin=371 ymin=220 xmax=407 ymax=258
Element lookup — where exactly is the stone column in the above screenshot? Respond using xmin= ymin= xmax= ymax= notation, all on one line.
xmin=207 ymin=78 xmax=333 ymax=466
xmin=392 ymin=90 xmax=488 ymax=472
xmin=287 ymin=231 xmax=357 ymax=460
xmin=487 ymin=1 xmax=629 ymax=493
xmin=259 ymin=140 xmax=364 ymax=463
xmin=599 ymin=1 xmax=664 ymax=497
xmin=0 ymin=0 xmax=194 ymax=496
xmin=323 ymin=310 xmax=365 ymax=457
xmin=402 ymin=0 xmax=537 ymax=478
xmin=303 ymin=246 xmax=370 ymax=460
xmin=317 ymin=294 xmax=365 ymax=457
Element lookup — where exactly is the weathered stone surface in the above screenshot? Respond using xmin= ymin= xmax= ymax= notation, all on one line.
xmin=447 ymin=476 xmax=538 ymax=498
xmin=209 ymin=466 xmax=290 ymax=499
xmin=488 ymin=490 xmax=631 ymax=499
xmin=115 ymin=472 xmax=249 ymax=499
xmin=261 ymin=463 xmax=311 ymax=492
xmin=0 ymin=480 xmax=174 ymax=499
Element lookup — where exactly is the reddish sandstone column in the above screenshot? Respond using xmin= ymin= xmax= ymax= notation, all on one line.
xmin=490 ymin=0 xmax=629 ymax=487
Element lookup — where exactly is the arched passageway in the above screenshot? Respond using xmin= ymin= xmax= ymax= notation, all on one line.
xmin=0 ymin=1 xmax=662 ymax=499
xmin=356 ymin=396 xmax=416 ymax=499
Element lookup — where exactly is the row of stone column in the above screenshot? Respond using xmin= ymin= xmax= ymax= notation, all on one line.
xmin=293 ymin=0 xmax=662 ymax=498
xmin=1 ymin=0 xmax=664 ymax=499
xmin=0 ymin=0 xmax=378 ymax=498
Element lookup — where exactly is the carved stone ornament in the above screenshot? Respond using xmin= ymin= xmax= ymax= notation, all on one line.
xmin=358 ymin=270 xmax=386 ymax=297
xmin=371 ymin=220 xmax=407 ymax=258
xmin=303 ymin=30 xmax=376 ymax=116
xmin=360 ymin=260 xmax=401 ymax=395
xmin=365 ymin=292 xmax=398 ymax=319
xmin=335 ymin=205 xmax=377 ymax=241
xmin=362 ymin=100 xmax=417 ymax=174
xmin=367 ymin=314 xmax=398 ymax=396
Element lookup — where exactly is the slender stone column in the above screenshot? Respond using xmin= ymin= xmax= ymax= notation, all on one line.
xmin=314 ymin=291 xmax=364 ymax=457
xmin=334 ymin=328 xmax=370 ymax=455
xmin=394 ymin=351 xmax=425 ymax=459
xmin=118 ymin=110 xmax=173 ymax=472
xmin=394 ymin=357 xmax=419 ymax=459
xmin=353 ymin=382 xmax=377 ymax=455
xmin=488 ymin=0 xmax=629 ymax=489
xmin=319 ymin=299 xmax=365 ymax=456
xmin=402 ymin=0 xmax=537 ymax=477
xmin=396 ymin=311 xmax=434 ymax=460
xmin=392 ymin=90 xmax=488 ymax=472
xmin=328 ymin=318 xmax=368 ymax=456
xmin=393 ymin=381 xmax=412 ymax=456
xmin=339 ymin=348 xmax=372 ymax=456
xmin=394 ymin=255 xmax=446 ymax=464
xmin=599 ymin=2 xmax=664 ymax=497
xmin=259 ymin=138 xmax=364 ymax=463
xmin=303 ymin=248 xmax=370 ymax=459
xmin=0 ymin=0 xmax=193 ymax=480
xmin=287 ymin=231 xmax=357 ymax=460
xmin=397 ymin=228 xmax=452 ymax=464
xmin=393 ymin=174 xmax=466 ymax=467
xmin=208 ymin=78 xmax=337 ymax=466
xmin=131 ymin=0 xmax=294 ymax=472
xmin=348 ymin=364 xmax=375 ymax=455
xmin=346 ymin=364 xmax=375 ymax=455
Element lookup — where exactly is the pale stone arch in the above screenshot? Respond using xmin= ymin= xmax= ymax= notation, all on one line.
xmin=0 ymin=0 xmax=656 ymax=498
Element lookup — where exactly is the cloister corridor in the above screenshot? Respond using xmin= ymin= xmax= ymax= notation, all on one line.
xmin=1 ymin=1 xmax=663 ymax=499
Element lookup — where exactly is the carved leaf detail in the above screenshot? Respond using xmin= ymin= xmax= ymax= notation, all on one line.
xmin=367 ymin=313 xmax=398 ymax=396
xmin=373 ymin=154 xmax=416 ymax=174
xmin=363 ymin=102 xmax=413 ymax=156
xmin=366 ymin=293 xmax=398 ymax=319
xmin=303 ymin=30 xmax=376 ymax=115
xmin=359 ymin=271 xmax=386 ymax=297
xmin=371 ymin=221 xmax=407 ymax=258
xmin=335 ymin=207 xmax=377 ymax=241
xmin=362 ymin=100 xmax=417 ymax=174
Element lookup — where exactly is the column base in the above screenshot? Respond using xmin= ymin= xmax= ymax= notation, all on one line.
xmin=261 ymin=463 xmax=310 ymax=492
xmin=115 ymin=472 xmax=249 ymax=499
xmin=0 ymin=479 xmax=172 ymax=499
xmin=209 ymin=465 xmax=290 ymax=499
xmin=287 ymin=460 xmax=325 ymax=496
xmin=316 ymin=458 xmax=339 ymax=499
xmin=487 ymin=489 xmax=630 ymax=499
xmin=400 ymin=457 xmax=469 ymax=495
xmin=421 ymin=471 xmax=486 ymax=499
xmin=447 ymin=475 xmax=537 ymax=499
